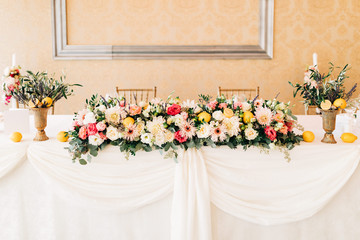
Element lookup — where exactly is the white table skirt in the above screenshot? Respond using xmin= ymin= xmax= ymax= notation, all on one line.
xmin=1 ymin=115 xmax=360 ymax=240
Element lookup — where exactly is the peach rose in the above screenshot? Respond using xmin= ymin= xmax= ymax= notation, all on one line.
xmin=129 ymin=105 xmax=142 ymax=116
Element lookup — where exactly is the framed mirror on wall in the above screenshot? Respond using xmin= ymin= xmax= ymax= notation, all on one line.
xmin=52 ymin=0 xmax=273 ymax=59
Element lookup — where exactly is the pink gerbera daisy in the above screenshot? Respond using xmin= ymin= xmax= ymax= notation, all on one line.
xmin=123 ymin=125 xmax=140 ymax=141
xmin=180 ymin=120 xmax=196 ymax=139
xmin=210 ymin=124 xmax=227 ymax=142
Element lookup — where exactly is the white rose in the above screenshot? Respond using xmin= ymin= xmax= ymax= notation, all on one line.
xmin=97 ymin=105 xmax=106 ymax=113
xmin=212 ymin=110 xmax=224 ymax=121
xmin=139 ymin=101 xmax=147 ymax=108
xmin=141 ymin=133 xmax=153 ymax=144
xmin=196 ymin=124 xmax=211 ymax=138
xmin=83 ymin=112 xmax=96 ymax=125
xmin=106 ymin=126 xmax=120 ymax=141
xmin=88 ymin=134 xmax=104 ymax=146
xmin=244 ymin=127 xmax=258 ymax=140
xmin=242 ymin=102 xmax=251 ymax=111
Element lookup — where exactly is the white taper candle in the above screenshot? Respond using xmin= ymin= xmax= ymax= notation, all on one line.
xmin=312 ymin=52 xmax=317 ymax=67
xmin=12 ymin=53 xmax=16 ymax=67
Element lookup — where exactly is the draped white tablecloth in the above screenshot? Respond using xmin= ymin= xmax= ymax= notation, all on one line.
xmin=1 ymin=115 xmax=360 ymax=240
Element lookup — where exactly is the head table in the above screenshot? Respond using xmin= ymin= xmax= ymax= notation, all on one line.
xmin=0 ymin=115 xmax=359 ymax=240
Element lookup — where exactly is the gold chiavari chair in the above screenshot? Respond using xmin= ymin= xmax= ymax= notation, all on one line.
xmin=16 ymin=100 xmax=55 ymax=114
xmin=115 ymin=87 xmax=157 ymax=104
xmin=218 ymin=86 xmax=260 ymax=100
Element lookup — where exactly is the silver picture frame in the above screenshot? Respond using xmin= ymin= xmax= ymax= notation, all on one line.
xmin=52 ymin=0 xmax=273 ymax=60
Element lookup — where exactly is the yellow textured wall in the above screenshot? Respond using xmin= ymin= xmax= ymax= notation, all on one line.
xmin=1 ymin=0 xmax=360 ymax=115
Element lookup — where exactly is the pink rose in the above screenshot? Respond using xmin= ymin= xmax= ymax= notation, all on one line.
xmin=207 ymin=101 xmax=218 ymax=110
xmin=129 ymin=105 xmax=142 ymax=116
xmin=264 ymin=126 xmax=277 ymax=141
xmin=218 ymin=103 xmax=227 ymax=109
xmin=79 ymin=126 xmax=88 ymax=140
xmin=98 ymin=132 xmax=107 ymax=140
xmin=87 ymin=123 xmax=98 ymax=136
xmin=285 ymin=121 xmax=293 ymax=132
xmin=119 ymin=100 xmax=126 ymax=107
xmin=167 ymin=104 xmax=181 ymax=116
xmin=8 ymin=84 xmax=15 ymax=91
xmin=96 ymin=122 xmax=106 ymax=131
xmin=174 ymin=130 xmax=188 ymax=143
xmin=279 ymin=125 xmax=288 ymax=135
xmin=233 ymin=102 xmax=242 ymax=109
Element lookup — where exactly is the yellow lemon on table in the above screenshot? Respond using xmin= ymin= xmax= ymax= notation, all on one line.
xmin=333 ymin=98 xmax=347 ymax=109
xmin=123 ymin=117 xmax=135 ymax=128
xmin=320 ymin=100 xmax=332 ymax=110
xmin=341 ymin=133 xmax=357 ymax=143
xmin=57 ymin=131 xmax=69 ymax=142
xmin=302 ymin=131 xmax=315 ymax=142
xmin=223 ymin=108 xmax=234 ymax=118
xmin=198 ymin=112 xmax=211 ymax=123
xmin=243 ymin=111 xmax=254 ymax=124
xmin=10 ymin=132 xmax=22 ymax=142
xmin=41 ymin=97 xmax=53 ymax=107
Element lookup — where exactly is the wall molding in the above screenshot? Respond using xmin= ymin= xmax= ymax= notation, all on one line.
xmin=52 ymin=0 xmax=273 ymax=60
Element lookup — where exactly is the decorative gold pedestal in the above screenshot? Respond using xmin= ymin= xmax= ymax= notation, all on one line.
xmin=32 ymin=107 xmax=50 ymax=141
xmin=321 ymin=109 xmax=337 ymax=144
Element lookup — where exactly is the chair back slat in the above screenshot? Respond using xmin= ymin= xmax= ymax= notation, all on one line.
xmin=115 ymin=87 xmax=157 ymax=104
xmin=218 ymin=86 xmax=260 ymax=101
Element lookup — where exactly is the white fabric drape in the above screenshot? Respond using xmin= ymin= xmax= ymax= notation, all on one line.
xmin=27 ymin=141 xmax=175 ymax=211
xmin=204 ymin=145 xmax=360 ymax=225
xmin=171 ymin=149 xmax=212 ymax=240
xmin=0 ymin=139 xmax=27 ymax=179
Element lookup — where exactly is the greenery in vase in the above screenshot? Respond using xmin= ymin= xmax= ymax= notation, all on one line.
xmin=3 ymin=69 xmax=82 ymax=108
xmin=289 ymin=63 xmax=357 ymax=110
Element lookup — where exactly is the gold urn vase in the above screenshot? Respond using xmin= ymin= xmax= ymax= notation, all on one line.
xmin=32 ymin=107 xmax=50 ymax=141
xmin=321 ymin=109 xmax=338 ymax=144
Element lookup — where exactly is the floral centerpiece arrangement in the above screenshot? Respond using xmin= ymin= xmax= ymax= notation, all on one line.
xmin=2 ymin=65 xmax=21 ymax=105
xmin=289 ymin=63 xmax=357 ymax=111
xmin=66 ymin=94 xmax=303 ymax=165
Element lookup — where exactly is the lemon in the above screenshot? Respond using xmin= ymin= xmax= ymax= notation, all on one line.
xmin=320 ymin=100 xmax=332 ymax=110
xmin=57 ymin=131 xmax=69 ymax=142
xmin=341 ymin=133 xmax=357 ymax=143
xmin=198 ymin=112 xmax=211 ymax=123
xmin=302 ymin=131 xmax=315 ymax=142
xmin=123 ymin=117 xmax=135 ymax=128
xmin=41 ymin=97 xmax=53 ymax=107
xmin=10 ymin=132 xmax=22 ymax=142
xmin=223 ymin=108 xmax=234 ymax=118
xmin=333 ymin=98 xmax=347 ymax=109
xmin=243 ymin=111 xmax=254 ymax=123
xmin=28 ymin=99 xmax=41 ymax=108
